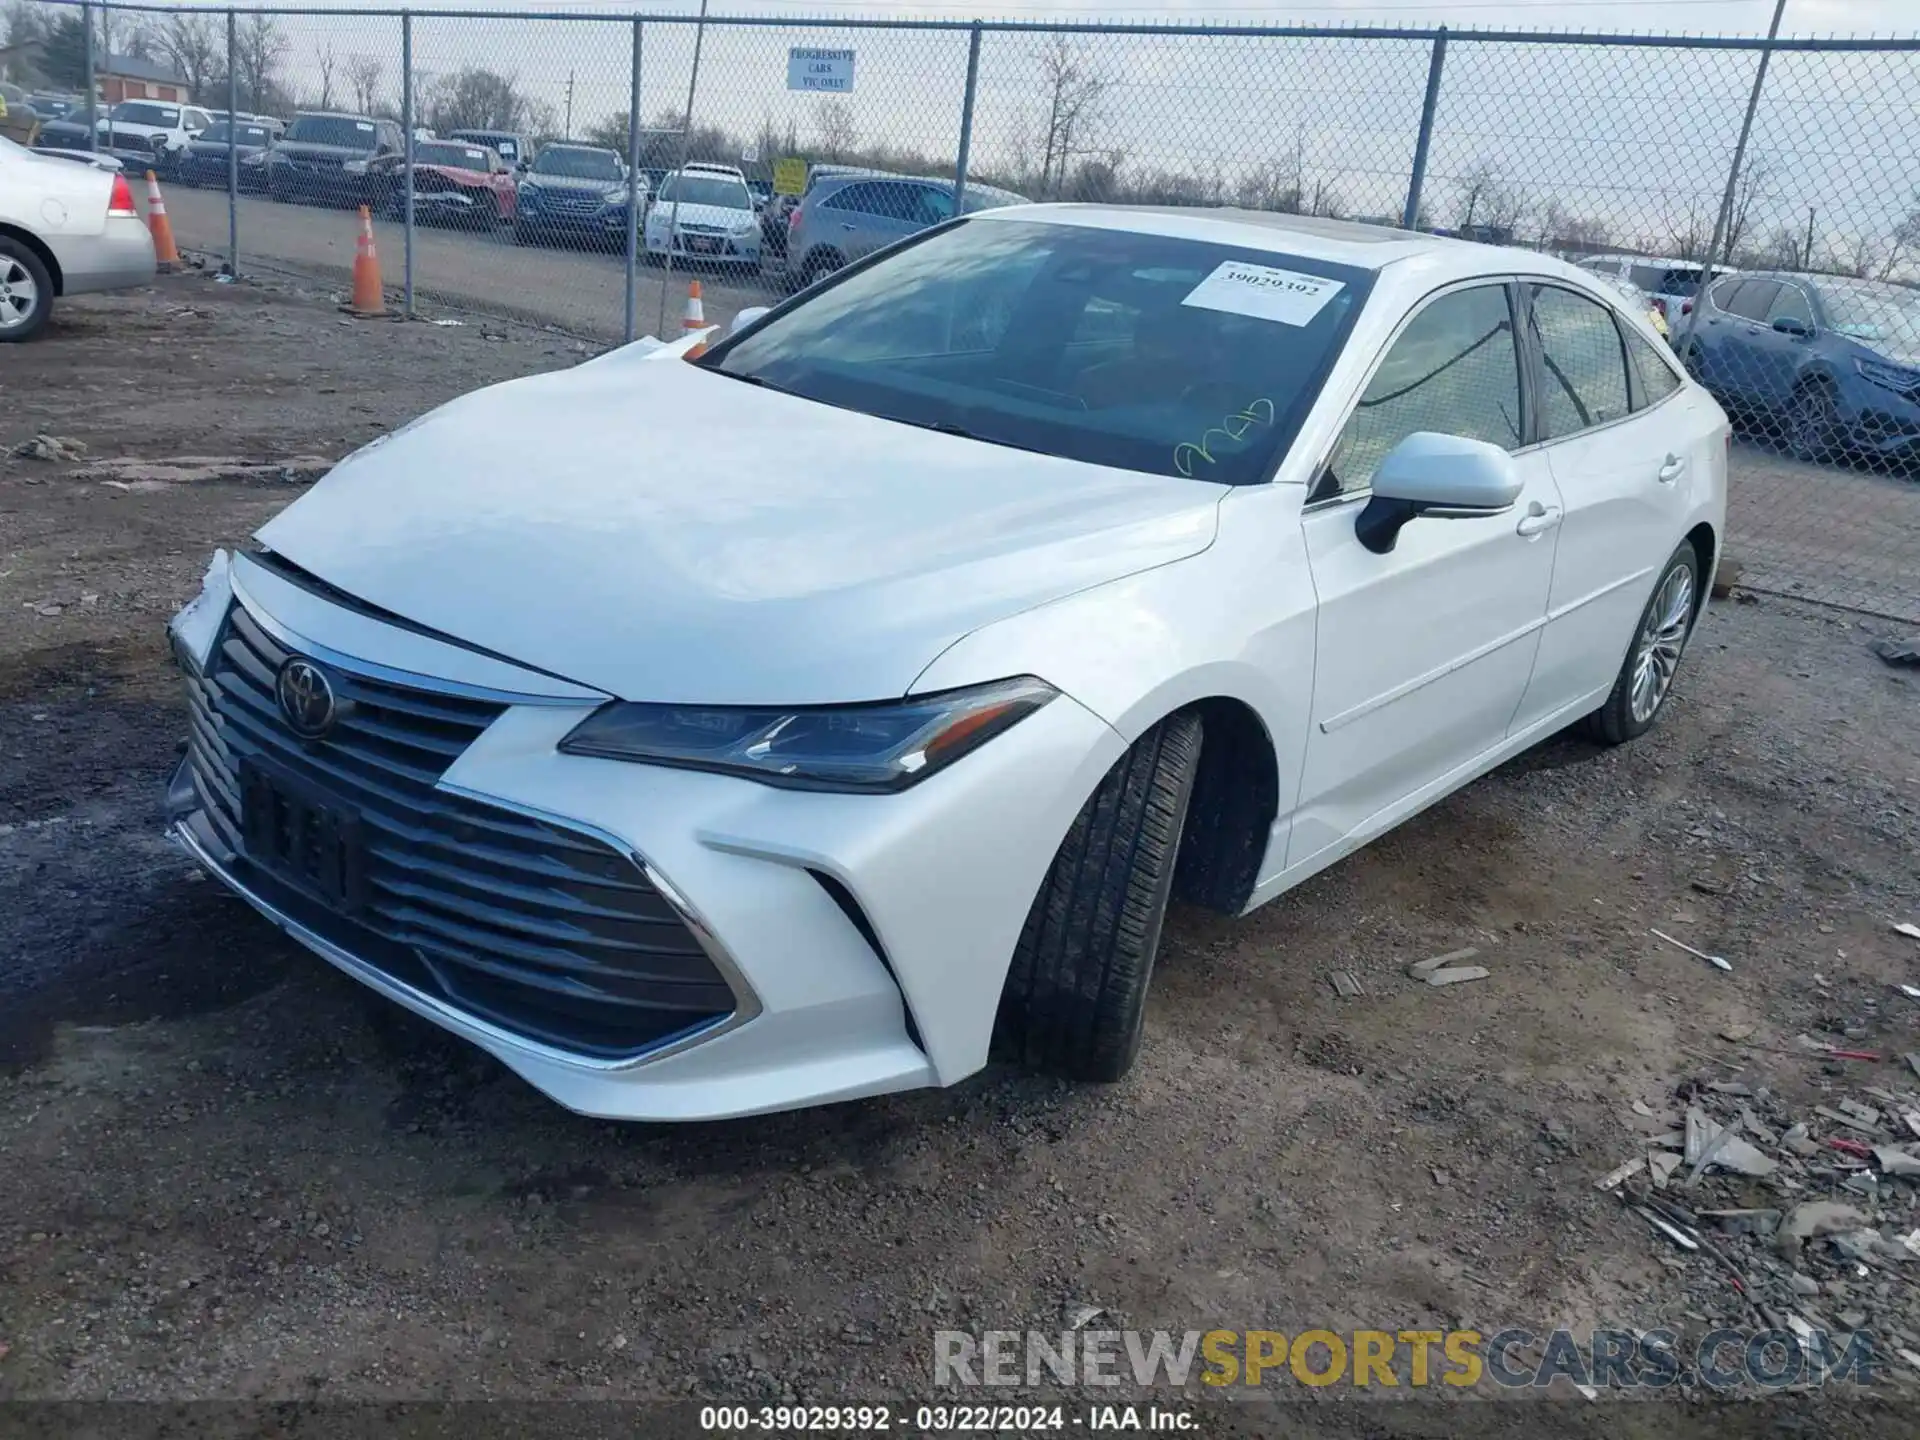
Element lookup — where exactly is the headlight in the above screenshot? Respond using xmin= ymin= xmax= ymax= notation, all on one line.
xmin=342 ymin=158 xmax=368 ymax=175
xmin=1857 ymin=358 xmax=1919 ymax=392
xmin=601 ymin=186 xmax=629 ymax=204
xmin=731 ymin=218 xmax=757 ymax=236
xmin=557 ymin=677 xmax=1057 ymax=792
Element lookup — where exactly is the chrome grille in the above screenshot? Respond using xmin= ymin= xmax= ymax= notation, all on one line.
xmin=182 ymin=599 xmax=735 ymax=1058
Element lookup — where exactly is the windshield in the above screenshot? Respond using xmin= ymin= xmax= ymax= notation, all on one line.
xmin=707 ymin=218 xmax=1372 ymax=484
xmin=416 ymin=142 xmax=491 ymax=169
xmin=201 ymin=123 xmax=269 ymax=146
xmin=657 ymin=174 xmax=752 ymax=209
xmin=286 ymin=115 xmax=377 ymax=148
xmin=112 ymin=102 xmax=180 ymax=127
xmin=532 ymin=147 xmax=622 ymax=180
xmin=1819 ymin=280 xmax=1920 ymax=343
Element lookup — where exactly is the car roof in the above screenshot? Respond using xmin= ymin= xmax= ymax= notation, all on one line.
xmin=540 ymin=142 xmax=616 ymax=155
xmin=294 ymin=110 xmax=378 ymax=121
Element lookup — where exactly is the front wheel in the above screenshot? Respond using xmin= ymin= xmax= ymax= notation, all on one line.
xmin=1584 ymin=542 xmax=1700 ymax=746
xmin=1786 ymin=378 xmax=1841 ymax=464
xmin=996 ymin=712 xmax=1203 ymax=1082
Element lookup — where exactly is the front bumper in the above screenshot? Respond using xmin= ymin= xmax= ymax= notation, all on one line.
xmin=270 ymin=166 xmax=372 ymax=204
xmin=165 ymin=555 xmax=1122 ymax=1120
xmin=647 ymin=228 xmax=760 ymax=264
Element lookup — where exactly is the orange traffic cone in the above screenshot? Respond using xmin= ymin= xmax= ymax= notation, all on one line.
xmin=348 ymin=205 xmax=386 ymax=316
xmin=144 ymin=171 xmax=181 ymax=272
xmin=681 ymin=280 xmax=710 ymax=357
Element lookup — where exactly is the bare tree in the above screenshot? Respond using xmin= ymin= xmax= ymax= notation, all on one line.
xmin=233 ymin=14 xmax=289 ymax=115
xmin=1824 ymin=232 xmax=1885 ymax=280
xmin=1661 ymin=197 xmax=1715 ymax=260
xmin=1451 ymin=158 xmax=1526 ymax=236
xmin=346 ymin=54 xmax=384 ymax=117
xmin=312 ymin=42 xmax=337 ymax=110
xmin=1719 ymin=155 xmax=1769 ymax=262
xmin=1881 ymin=191 xmax=1920 ymax=281
xmin=812 ymin=97 xmax=856 ymax=162
xmin=152 ymin=11 xmax=221 ymax=102
xmin=1031 ymin=35 xmax=1107 ymax=199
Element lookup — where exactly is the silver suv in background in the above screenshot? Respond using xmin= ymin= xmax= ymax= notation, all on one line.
xmin=784 ymin=173 xmax=1026 ymax=288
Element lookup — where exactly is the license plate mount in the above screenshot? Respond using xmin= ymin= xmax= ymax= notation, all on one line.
xmin=239 ymin=758 xmax=368 ymax=914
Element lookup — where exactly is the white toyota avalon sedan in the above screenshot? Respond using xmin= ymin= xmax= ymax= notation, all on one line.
xmin=165 ymin=205 xmax=1727 ymax=1120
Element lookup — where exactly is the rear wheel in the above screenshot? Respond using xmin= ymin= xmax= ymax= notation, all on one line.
xmin=996 ymin=712 xmax=1203 ymax=1082
xmin=803 ymin=249 xmax=843 ymax=288
xmin=0 ymin=238 xmax=54 ymax=343
xmin=1583 ymin=542 xmax=1700 ymax=746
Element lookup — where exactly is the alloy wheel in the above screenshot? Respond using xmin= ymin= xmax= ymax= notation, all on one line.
xmin=0 ymin=255 xmax=39 ymax=332
xmin=1629 ymin=564 xmax=1694 ymax=724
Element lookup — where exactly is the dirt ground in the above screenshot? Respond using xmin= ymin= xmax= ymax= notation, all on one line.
xmin=3 ymin=275 xmax=1919 ymax=1432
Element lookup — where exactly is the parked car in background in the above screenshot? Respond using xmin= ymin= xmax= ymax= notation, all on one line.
xmin=206 ymin=110 xmax=284 ymax=145
xmin=268 ymin=111 xmax=403 ymax=207
xmin=161 ymin=207 xmax=1725 ymax=1118
xmin=176 ymin=119 xmax=277 ymax=191
xmin=1576 ymin=254 xmax=1723 ymax=327
xmin=27 ymin=93 xmax=80 ymax=121
xmin=30 ymin=115 xmax=93 ymax=154
xmin=644 ymin=163 xmax=761 ymax=271
xmin=375 ymin=139 xmax=517 ymax=227
xmin=1588 ymin=271 xmax=1670 ymax=341
xmin=1676 ymin=270 xmax=1920 ymax=468
xmin=513 ymin=143 xmax=642 ymax=249
xmin=785 ymin=173 xmax=1025 ymax=288
xmin=98 ymin=99 xmax=213 ymax=173
xmin=0 ymin=135 xmax=155 ymax=341
xmin=446 ymin=128 xmax=533 ymax=171
xmin=0 ymin=82 xmax=41 ymax=144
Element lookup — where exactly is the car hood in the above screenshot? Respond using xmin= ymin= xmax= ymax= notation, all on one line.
xmin=275 ymin=140 xmax=371 ymax=161
xmin=256 ymin=352 xmax=1223 ymax=704
xmin=1837 ymin=332 xmax=1920 ymax=369
xmin=524 ymin=173 xmax=620 ymax=194
xmin=410 ymin=162 xmax=493 ymax=184
xmin=654 ymin=200 xmax=753 ymax=230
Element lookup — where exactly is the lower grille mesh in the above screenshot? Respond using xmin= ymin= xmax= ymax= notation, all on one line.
xmin=182 ymin=599 xmax=735 ymax=1057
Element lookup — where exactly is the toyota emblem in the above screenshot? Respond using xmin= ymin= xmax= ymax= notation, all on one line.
xmin=276 ymin=658 xmax=338 ymax=739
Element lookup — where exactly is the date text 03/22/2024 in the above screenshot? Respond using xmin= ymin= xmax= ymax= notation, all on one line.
xmin=697 ymin=1404 xmax=1196 ymax=1432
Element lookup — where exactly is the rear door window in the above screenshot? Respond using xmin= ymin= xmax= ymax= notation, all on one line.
xmin=1768 ymin=285 xmax=1814 ymax=330
xmin=1624 ymin=327 xmax=1682 ymax=408
xmin=1529 ymin=284 xmax=1632 ymax=439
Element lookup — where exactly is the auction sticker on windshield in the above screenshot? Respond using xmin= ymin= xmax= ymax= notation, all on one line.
xmin=1182 ymin=262 xmax=1345 ymax=326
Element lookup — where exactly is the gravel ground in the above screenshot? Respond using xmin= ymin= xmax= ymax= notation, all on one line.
xmin=3 ymin=276 xmax=1919 ymax=1430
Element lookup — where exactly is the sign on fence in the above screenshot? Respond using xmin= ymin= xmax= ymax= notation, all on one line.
xmin=773 ymin=157 xmax=808 ymax=196
xmin=787 ymin=48 xmax=856 ymax=93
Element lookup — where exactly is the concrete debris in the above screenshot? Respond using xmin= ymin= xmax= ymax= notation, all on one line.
xmin=1330 ymin=971 xmax=1362 ymax=999
xmin=1815 ymin=1105 xmax=1881 ymax=1134
xmin=1719 ymin=1023 xmax=1756 ymax=1042
xmin=8 ymin=434 xmax=87 ymax=462
xmin=1838 ymin=1100 xmax=1883 ymax=1128
xmin=1597 ymin=1157 xmax=1647 ymax=1191
xmin=1899 ymin=1349 xmax=1920 ymax=1374
xmin=1423 ymin=965 xmax=1490 ymax=987
xmin=1894 ymin=922 xmax=1920 ymax=942
xmin=1649 ymin=1152 xmax=1684 ymax=1188
xmin=1700 ymin=1208 xmax=1781 ymax=1237
xmin=81 ymin=455 xmax=334 ymax=490
xmin=1788 ymin=1271 xmax=1821 ymax=1296
xmin=1783 ymin=1202 xmax=1870 ymax=1243
xmin=1873 ymin=1146 xmax=1920 ymax=1178
xmin=1064 ymin=1303 xmax=1105 ymax=1331
xmin=1871 ymin=636 xmax=1920 ymax=667
xmin=1407 ymin=947 xmax=1478 ymax=979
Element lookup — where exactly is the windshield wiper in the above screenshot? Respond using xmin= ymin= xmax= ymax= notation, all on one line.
xmin=890 ymin=416 xmax=1052 ymax=458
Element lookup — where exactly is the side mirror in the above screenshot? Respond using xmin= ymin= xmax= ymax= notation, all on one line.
xmin=1355 ymin=432 xmax=1522 ymax=555
xmin=1772 ymin=316 xmax=1810 ymax=337
xmin=730 ymin=305 xmax=771 ymax=336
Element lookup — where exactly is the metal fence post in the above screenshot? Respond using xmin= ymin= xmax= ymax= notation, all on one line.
xmin=625 ymin=18 xmax=644 ymax=344
xmin=81 ymin=2 xmax=96 ymax=151
xmin=1402 ymin=27 xmax=1446 ymax=230
xmin=953 ymin=22 xmax=983 ymax=209
xmin=655 ymin=0 xmax=711 ymax=340
xmin=401 ymin=10 xmax=415 ymax=318
xmin=1677 ymin=0 xmax=1787 ymax=359
xmin=226 ymin=8 xmax=238 ymax=278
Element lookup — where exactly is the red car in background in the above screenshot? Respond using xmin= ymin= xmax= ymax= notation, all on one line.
xmin=373 ymin=140 xmax=517 ymax=228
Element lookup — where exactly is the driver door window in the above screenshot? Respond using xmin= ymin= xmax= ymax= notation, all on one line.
xmin=1320 ymin=283 xmax=1522 ymax=500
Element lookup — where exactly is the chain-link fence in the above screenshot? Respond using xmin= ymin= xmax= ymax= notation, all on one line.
xmin=8 ymin=3 xmax=1919 ymax=621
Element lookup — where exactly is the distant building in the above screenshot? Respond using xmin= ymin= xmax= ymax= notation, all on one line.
xmin=97 ymin=54 xmax=191 ymax=106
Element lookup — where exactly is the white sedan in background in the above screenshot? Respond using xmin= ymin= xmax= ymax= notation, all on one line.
xmin=644 ymin=162 xmax=762 ymax=271
xmin=0 ymin=135 xmax=155 ymax=340
xmin=166 ymin=205 xmax=1726 ymax=1119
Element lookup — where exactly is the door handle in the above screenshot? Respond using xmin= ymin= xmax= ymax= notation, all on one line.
xmin=1515 ymin=502 xmax=1563 ymax=538
xmin=840 ymin=222 xmax=855 ymax=231
xmin=1657 ymin=454 xmax=1686 ymax=484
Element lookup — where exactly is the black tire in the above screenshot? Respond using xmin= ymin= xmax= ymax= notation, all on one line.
xmin=997 ymin=712 xmax=1203 ymax=1082
xmin=1786 ymin=377 xmax=1840 ymax=464
xmin=803 ymin=249 xmax=843 ymax=288
xmin=0 ymin=237 xmax=55 ymax=343
xmin=1583 ymin=542 xmax=1701 ymax=746
xmin=512 ymin=223 xmax=534 ymax=247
